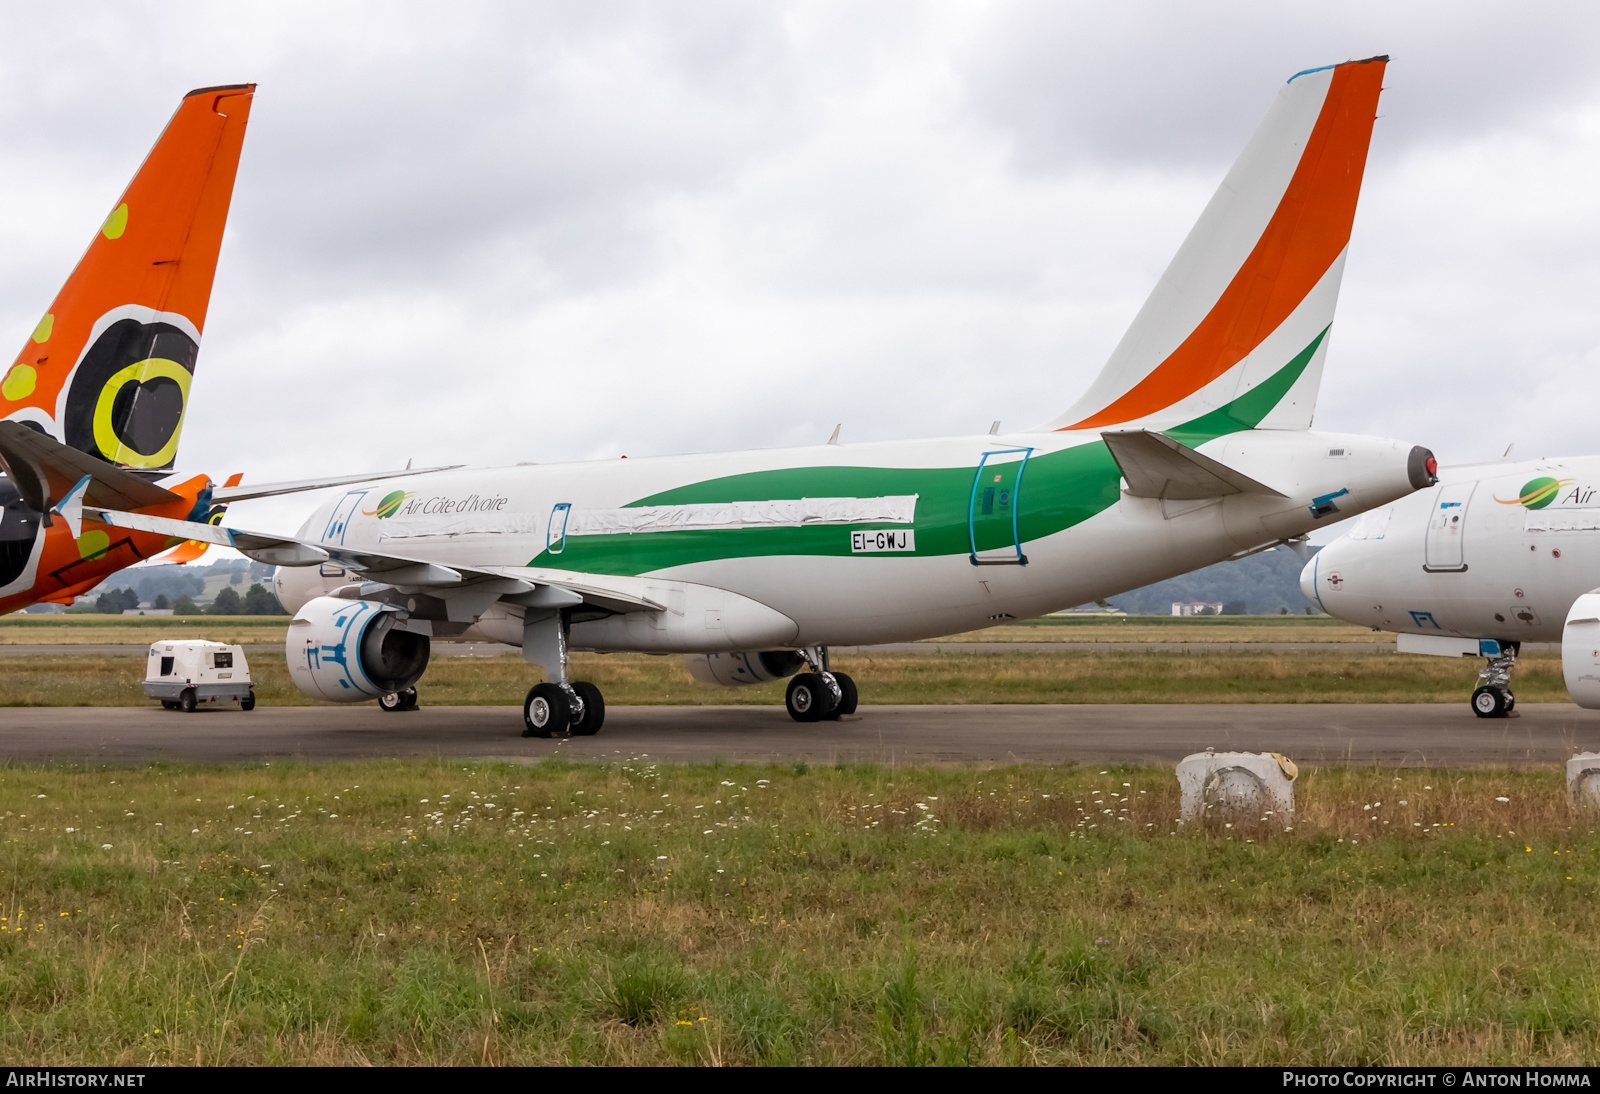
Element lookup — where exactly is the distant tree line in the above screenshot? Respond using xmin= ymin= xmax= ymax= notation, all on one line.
xmin=67 ymin=559 xmax=288 ymax=615
xmin=87 ymin=582 xmax=285 ymax=615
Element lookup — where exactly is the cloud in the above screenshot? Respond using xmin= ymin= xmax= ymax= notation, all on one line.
xmin=962 ymin=0 xmax=1600 ymax=170
xmin=0 ymin=0 xmax=1592 ymax=544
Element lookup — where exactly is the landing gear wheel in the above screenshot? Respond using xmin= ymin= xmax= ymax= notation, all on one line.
xmin=570 ymin=682 xmax=605 ymax=736
xmin=178 ymin=689 xmax=196 ymax=714
xmin=786 ymin=673 xmax=836 ymax=723
xmin=1504 ymin=692 xmax=1515 ymax=713
xmin=399 ymin=687 xmax=419 ymax=710
xmin=523 ymin=682 xmax=571 ymax=738
xmin=161 ymin=700 xmax=179 ymax=710
xmin=1471 ymin=685 xmax=1508 ymax=719
xmin=240 ymin=692 xmax=256 ymax=712
xmin=379 ymin=691 xmax=405 ymax=712
xmin=826 ymin=672 xmax=858 ymax=719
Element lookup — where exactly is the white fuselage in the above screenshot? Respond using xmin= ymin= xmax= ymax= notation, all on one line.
xmin=275 ymin=427 xmax=1428 ymax=653
xmin=1303 ymin=457 xmax=1600 ymax=644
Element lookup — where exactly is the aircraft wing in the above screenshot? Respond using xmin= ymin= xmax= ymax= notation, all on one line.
xmin=0 ymin=421 xmax=181 ymax=511
xmin=73 ymin=500 xmax=664 ymax=613
xmin=1102 ymin=430 xmax=1286 ymax=500
xmin=209 ymin=467 xmax=462 ymax=504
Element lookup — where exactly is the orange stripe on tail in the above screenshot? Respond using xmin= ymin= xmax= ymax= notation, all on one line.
xmin=1061 ymin=58 xmax=1384 ymax=431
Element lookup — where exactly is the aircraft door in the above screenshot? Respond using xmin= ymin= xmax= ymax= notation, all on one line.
xmin=547 ymin=502 xmax=572 ymax=555
xmin=1423 ymin=481 xmax=1476 ymax=573
xmin=968 ymin=447 xmax=1032 ymax=566
xmin=321 ymin=491 xmax=368 ymax=545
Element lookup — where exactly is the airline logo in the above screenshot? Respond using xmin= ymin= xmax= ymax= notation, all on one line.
xmin=365 ymin=491 xmax=510 ymax=519
xmin=1495 ymin=478 xmax=1593 ymax=510
xmin=365 ymin=490 xmax=411 ymax=519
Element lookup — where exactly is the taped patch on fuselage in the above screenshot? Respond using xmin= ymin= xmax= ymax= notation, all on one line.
xmin=63 ymin=317 xmax=197 ymax=469
xmin=379 ymin=495 xmax=920 ymax=541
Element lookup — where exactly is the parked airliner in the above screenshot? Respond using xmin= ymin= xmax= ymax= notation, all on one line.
xmin=79 ymin=57 xmax=1439 ymax=736
xmin=1306 ymin=457 xmax=1600 ymax=717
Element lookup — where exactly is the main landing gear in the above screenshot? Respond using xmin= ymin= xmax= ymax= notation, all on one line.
xmin=1470 ymin=644 xmax=1518 ymax=719
xmin=520 ymin=610 xmax=607 ymax=738
xmin=785 ymin=646 xmax=857 ymax=723
xmin=524 ymin=680 xmax=605 ymax=738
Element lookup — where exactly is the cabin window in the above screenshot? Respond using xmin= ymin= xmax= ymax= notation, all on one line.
xmin=213 ymin=651 xmax=233 ymax=669
xmin=159 ymin=657 xmax=174 ymax=676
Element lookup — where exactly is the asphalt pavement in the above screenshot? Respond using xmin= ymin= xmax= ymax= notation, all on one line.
xmin=0 ymin=702 xmax=1594 ymax=766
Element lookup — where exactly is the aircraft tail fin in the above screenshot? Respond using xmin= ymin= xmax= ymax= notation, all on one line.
xmin=1040 ymin=57 xmax=1386 ymax=436
xmin=0 ymin=83 xmax=255 ymax=471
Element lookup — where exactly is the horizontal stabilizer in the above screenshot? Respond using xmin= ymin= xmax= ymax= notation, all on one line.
xmin=1103 ymin=430 xmax=1285 ymax=500
xmin=0 ymin=421 xmax=180 ymax=511
xmin=210 ymin=466 xmax=462 ymax=504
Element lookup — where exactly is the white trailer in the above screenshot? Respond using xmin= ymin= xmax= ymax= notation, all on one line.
xmin=144 ymin=640 xmax=256 ymax=712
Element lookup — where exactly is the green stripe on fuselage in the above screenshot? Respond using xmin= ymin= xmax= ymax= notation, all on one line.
xmin=527 ymin=329 xmax=1328 ymax=574
xmin=532 ymin=444 xmax=1122 ymax=575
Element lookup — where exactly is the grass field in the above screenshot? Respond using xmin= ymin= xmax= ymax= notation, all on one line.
xmin=0 ymin=613 xmax=1384 ymax=647
xmin=933 ymin=614 xmax=1394 ymax=645
xmin=0 ymin=647 xmax=1557 ymax=707
xmin=2 ymin=760 xmax=1596 ymax=1065
xmin=0 ymin=616 xmax=289 ymax=646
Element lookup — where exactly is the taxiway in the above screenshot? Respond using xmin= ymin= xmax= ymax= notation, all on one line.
xmin=0 ymin=703 xmax=1593 ymax=766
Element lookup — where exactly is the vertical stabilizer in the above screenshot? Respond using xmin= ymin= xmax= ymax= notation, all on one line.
xmin=1041 ymin=58 xmax=1385 ymax=435
xmin=0 ymin=84 xmax=255 ymax=470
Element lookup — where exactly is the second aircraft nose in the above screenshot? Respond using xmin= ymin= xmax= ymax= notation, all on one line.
xmin=1299 ymin=548 xmax=1326 ymax=612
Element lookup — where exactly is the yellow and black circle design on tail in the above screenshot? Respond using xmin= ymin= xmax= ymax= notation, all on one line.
xmin=63 ymin=318 xmax=198 ymax=469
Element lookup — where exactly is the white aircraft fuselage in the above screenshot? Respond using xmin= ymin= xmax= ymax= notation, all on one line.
xmin=276 ymin=427 xmax=1429 ymax=651
xmin=1303 ymin=457 xmax=1600 ymax=645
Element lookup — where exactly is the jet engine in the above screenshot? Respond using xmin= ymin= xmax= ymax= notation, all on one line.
xmin=1563 ymin=592 xmax=1600 ymax=710
xmin=286 ymin=596 xmax=431 ymax=702
xmin=685 ymin=650 xmax=806 ymax=687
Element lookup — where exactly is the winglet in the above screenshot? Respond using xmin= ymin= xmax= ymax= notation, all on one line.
xmin=51 ymin=474 xmax=93 ymax=539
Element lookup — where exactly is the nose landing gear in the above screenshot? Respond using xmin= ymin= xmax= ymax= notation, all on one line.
xmin=379 ymin=687 xmax=418 ymax=712
xmin=1470 ymin=645 xmax=1518 ymax=718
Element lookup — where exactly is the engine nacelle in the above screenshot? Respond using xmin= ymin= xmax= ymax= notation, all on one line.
xmin=1563 ymin=592 xmax=1600 ymax=709
xmin=685 ymin=650 xmax=806 ymax=688
xmin=287 ymin=596 xmax=431 ymax=703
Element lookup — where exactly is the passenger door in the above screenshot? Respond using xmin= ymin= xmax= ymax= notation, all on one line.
xmin=1423 ymin=482 xmax=1475 ymax=573
xmin=321 ymin=491 xmax=368 ymax=545
xmin=968 ymin=448 xmax=1032 ymax=566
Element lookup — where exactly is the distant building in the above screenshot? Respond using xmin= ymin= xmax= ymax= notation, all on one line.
xmin=1172 ymin=601 xmax=1225 ymax=617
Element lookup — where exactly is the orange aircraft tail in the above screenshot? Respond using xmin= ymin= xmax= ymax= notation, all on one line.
xmin=0 ymin=83 xmax=255 ymax=472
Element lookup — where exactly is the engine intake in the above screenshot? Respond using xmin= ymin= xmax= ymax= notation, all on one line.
xmin=685 ymin=650 xmax=806 ymax=687
xmin=287 ymin=596 xmax=431 ymax=702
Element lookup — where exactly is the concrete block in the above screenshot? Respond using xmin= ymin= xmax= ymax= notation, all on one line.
xmin=1177 ymin=750 xmax=1297 ymax=825
xmin=1568 ymin=753 xmax=1600 ymax=812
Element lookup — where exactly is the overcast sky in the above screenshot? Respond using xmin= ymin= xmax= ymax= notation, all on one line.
xmin=2 ymin=1 xmax=1598 ymax=544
